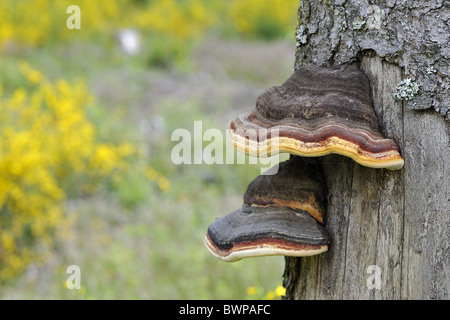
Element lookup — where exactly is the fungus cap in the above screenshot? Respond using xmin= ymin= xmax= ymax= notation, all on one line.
xmin=229 ymin=64 xmax=404 ymax=170
xmin=204 ymin=205 xmax=330 ymax=262
xmin=204 ymin=157 xmax=329 ymax=262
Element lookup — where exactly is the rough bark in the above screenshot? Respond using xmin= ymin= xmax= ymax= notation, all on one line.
xmin=294 ymin=0 xmax=449 ymax=120
xmin=283 ymin=0 xmax=449 ymax=300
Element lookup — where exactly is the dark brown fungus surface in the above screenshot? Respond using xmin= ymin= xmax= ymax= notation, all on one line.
xmin=204 ymin=157 xmax=330 ymax=262
xmin=204 ymin=205 xmax=330 ymax=262
xmin=244 ymin=156 xmax=326 ymax=224
xmin=230 ymin=64 xmax=404 ymax=170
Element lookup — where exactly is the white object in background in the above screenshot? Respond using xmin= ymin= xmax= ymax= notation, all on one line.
xmin=117 ymin=29 xmax=141 ymax=55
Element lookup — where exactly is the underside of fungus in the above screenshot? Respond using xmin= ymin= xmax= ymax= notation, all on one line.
xmin=229 ymin=64 xmax=404 ymax=170
xmin=204 ymin=157 xmax=330 ymax=262
xmin=243 ymin=156 xmax=326 ymax=224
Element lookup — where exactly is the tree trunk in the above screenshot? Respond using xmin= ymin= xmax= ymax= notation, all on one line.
xmin=283 ymin=0 xmax=449 ymax=300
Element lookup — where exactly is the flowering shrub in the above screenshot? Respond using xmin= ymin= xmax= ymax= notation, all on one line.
xmin=0 ymin=1 xmax=127 ymax=47
xmin=133 ymin=0 xmax=213 ymax=39
xmin=230 ymin=0 xmax=297 ymax=39
xmin=0 ymin=0 xmax=211 ymax=49
xmin=0 ymin=62 xmax=166 ymax=282
xmin=0 ymin=0 xmax=297 ymax=50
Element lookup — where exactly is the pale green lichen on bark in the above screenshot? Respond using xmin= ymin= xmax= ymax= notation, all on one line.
xmin=296 ymin=25 xmax=308 ymax=47
xmin=352 ymin=16 xmax=366 ymax=30
xmin=394 ymin=78 xmax=420 ymax=101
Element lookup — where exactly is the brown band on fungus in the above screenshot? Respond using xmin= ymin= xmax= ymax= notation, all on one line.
xmin=242 ymin=156 xmax=326 ymax=224
xmin=229 ymin=64 xmax=404 ymax=170
xmin=204 ymin=232 xmax=328 ymax=262
xmin=243 ymin=194 xmax=324 ymax=224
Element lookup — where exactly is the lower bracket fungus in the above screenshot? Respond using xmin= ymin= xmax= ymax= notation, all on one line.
xmin=230 ymin=64 xmax=404 ymax=170
xmin=204 ymin=205 xmax=329 ymax=262
xmin=204 ymin=157 xmax=330 ymax=262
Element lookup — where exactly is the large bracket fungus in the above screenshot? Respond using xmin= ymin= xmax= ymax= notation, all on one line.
xmin=230 ymin=64 xmax=404 ymax=170
xmin=205 ymin=157 xmax=330 ymax=262
xmin=205 ymin=63 xmax=405 ymax=263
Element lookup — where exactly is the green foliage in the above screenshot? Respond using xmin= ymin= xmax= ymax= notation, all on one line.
xmin=144 ymin=35 xmax=189 ymax=69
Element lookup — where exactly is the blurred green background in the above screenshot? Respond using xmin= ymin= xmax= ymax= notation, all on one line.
xmin=0 ymin=0 xmax=298 ymax=299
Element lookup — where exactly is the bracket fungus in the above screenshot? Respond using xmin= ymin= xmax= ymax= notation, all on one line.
xmin=230 ymin=64 xmax=404 ymax=170
xmin=204 ymin=157 xmax=330 ymax=262
xmin=243 ymin=156 xmax=326 ymax=224
xmin=204 ymin=64 xmax=407 ymax=263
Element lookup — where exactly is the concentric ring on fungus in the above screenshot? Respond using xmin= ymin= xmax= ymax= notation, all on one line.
xmin=229 ymin=64 xmax=404 ymax=170
xmin=204 ymin=157 xmax=330 ymax=262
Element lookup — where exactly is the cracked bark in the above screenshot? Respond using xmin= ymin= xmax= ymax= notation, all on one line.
xmin=283 ymin=0 xmax=449 ymax=300
xmin=294 ymin=0 xmax=449 ymax=119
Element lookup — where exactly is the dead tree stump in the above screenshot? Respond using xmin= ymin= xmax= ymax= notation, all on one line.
xmin=283 ymin=0 xmax=449 ymax=300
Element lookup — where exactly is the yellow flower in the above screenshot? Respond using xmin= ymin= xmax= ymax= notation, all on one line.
xmin=246 ymin=286 xmax=257 ymax=295
xmin=117 ymin=143 xmax=136 ymax=157
xmin=1 ymin=232 xmax=16 ymax=252
xmin=157 ymin=176 xmax=170 ymax=192
xmin=275 ymin=285 xmax=286 ymax=297
xmin=28 ymin=70 xmax=43 ymax=84
xmin=264 ymin=291 xmax=275 ymax=300
xmin=18 ymin=61 xmax=44 ymax=84
xmin=145 ymin=167 xmax=160 ymax=181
